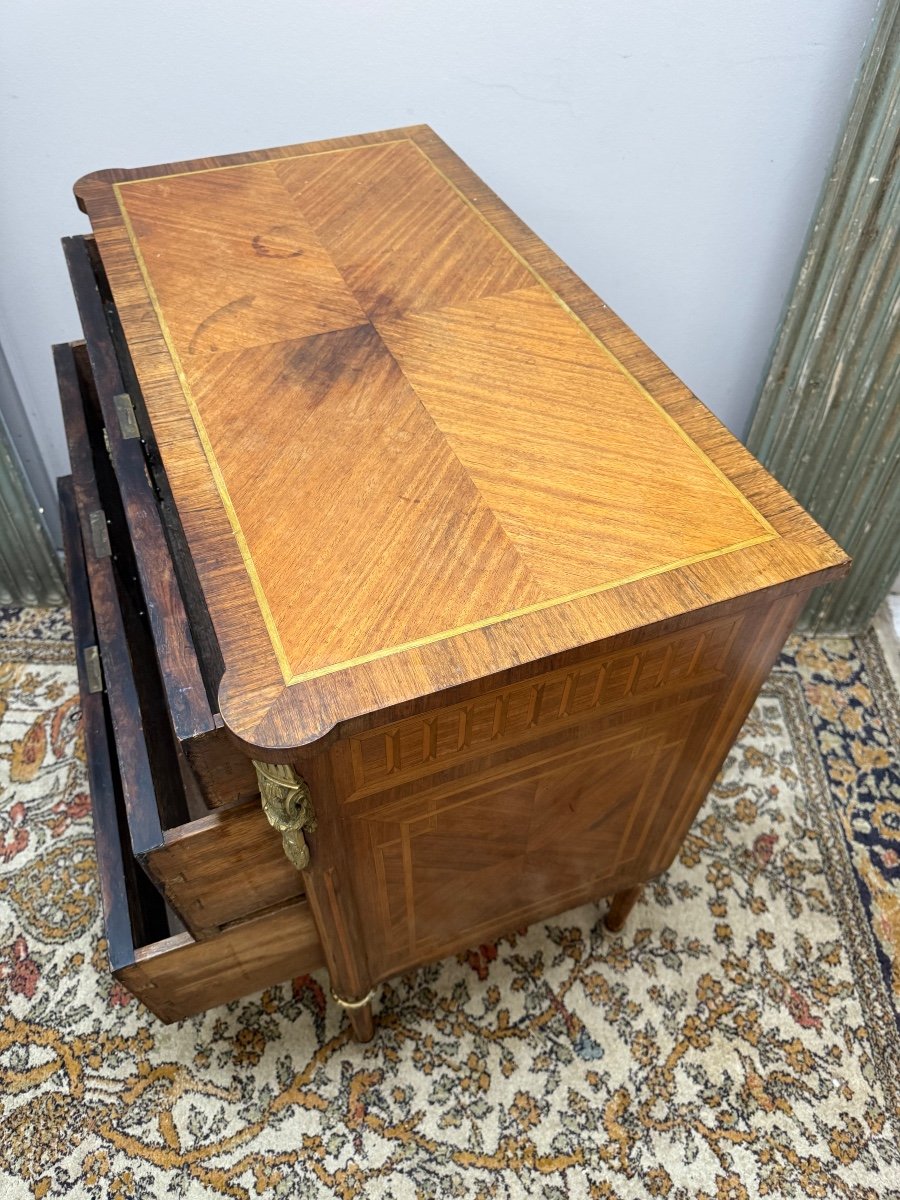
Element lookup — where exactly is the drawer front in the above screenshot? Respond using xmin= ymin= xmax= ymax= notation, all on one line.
xmin=157 ymin=807 xmax=307 ymax=934
xmin=119 ymin=901 xmax=325 ymax=1024
xmin=60 ymin=474 xmax=324 ymax=1022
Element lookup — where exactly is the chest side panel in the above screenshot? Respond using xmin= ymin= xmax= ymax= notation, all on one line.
xmin=326 ymin=609 xmax=760 ymax=980
xmin=345 ymin=613 xmax=741 ymax=800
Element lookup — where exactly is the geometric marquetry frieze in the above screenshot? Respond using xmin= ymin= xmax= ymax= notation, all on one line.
xmin=349 ymin=615 xmax=741 ymax=796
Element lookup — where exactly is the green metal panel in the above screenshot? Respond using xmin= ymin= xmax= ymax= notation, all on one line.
xmin=746 ymin=0 xmax=899 ymax=633
xmin=0 ymin=409 xmax=65 ymax=606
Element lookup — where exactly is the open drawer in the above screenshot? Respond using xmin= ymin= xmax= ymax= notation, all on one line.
xmin=63 ymin=233 xmax=256 ymax=811
xmin=55 ymin=339 xmax=305 ymax=939
xmin=59 ymin=473 xmax=325 ymax=1021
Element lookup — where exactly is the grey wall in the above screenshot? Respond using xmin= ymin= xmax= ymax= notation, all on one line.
xmin=0 ymin=0 xmax=879 ymax=510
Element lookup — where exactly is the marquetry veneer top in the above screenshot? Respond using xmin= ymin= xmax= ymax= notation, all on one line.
xmin=75 ymin=125 xmax=847 ymax=751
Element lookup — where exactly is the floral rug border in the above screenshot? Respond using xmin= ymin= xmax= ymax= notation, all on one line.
xmin=770 ymin=666 xmax=900 ymax=1119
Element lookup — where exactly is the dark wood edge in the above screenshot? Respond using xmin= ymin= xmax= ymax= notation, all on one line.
xmin=54 ymin=341 xmax=168 ymax=855
xmin=58 ymin=476 xmax=158 ymax=970
xmin=81 ymin=235 xmax=226 ymax=708
xmin=66 ymin=338 xmax=191 ymax=833
xmin=63 ymin=235 xmax=216 ymax=741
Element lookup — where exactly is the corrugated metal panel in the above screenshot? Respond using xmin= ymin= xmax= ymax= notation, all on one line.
xmin=0 ymin=415 xmax=65 ymax=606
xmin=746 ymin=0 xmax=899 ymax=633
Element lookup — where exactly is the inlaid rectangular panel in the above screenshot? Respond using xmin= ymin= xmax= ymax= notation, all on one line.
xmin=349 ymin=696 xmax=709 ymax=974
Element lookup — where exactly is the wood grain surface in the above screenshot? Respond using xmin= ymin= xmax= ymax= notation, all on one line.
xmin=74 ymin=126 xmax=849 ymax=753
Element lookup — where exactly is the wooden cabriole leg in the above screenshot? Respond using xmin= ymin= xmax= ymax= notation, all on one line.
xmin=605 ymin=885 xmax=643 ymax=932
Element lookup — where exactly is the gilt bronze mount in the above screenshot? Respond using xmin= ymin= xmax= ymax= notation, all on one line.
xmin=254 ymin=761 xmax=317 ymax=871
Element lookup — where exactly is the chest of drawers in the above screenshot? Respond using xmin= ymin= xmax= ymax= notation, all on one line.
xmin=58 ymin=126 xmax=848 ymax=1039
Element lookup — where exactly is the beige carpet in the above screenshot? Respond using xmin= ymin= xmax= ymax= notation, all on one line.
xmin=0 ymin=607 xmax=898 ymax=1198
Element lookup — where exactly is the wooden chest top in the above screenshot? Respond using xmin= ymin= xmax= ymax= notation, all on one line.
xmin=74 ymin=126 xmax=846 ymax=751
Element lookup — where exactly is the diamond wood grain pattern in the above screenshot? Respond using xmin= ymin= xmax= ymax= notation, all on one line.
xmin=274 ymin=140 xmax=536 ymax=322
xmin=113 ymin=141 xmax=768 ymax=683
xmin=118 ymin=164 xmax=369 ymax=356
xmin=187 ymin=326 xmax=545 ymax=678
xmin=74 ymin=127 xmax=849 ymax=748
xmin=376 ymin=286 xmax=769 ymax=594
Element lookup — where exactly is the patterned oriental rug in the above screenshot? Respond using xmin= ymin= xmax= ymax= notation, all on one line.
xmin=0 ymin=607 xmax=898 ymax=1199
